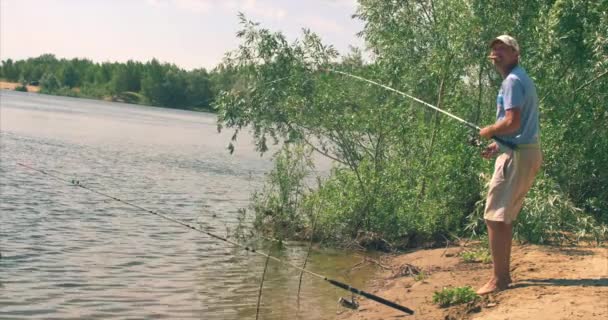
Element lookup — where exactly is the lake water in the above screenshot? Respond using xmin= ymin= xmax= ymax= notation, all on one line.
xmin=0 ymin=91 xmax=375 ymax=320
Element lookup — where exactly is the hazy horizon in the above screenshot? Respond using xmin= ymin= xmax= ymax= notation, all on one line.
xmin=0 ymin=0 xmax=365 ymax=71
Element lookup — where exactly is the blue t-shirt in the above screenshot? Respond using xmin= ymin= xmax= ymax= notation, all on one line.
xmin=495 ymin=65 xmax=540 ymax=145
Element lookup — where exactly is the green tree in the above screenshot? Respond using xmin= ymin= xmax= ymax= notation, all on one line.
xmin=60 ymin=64 xmax=79 ymax=88
xmin=124 ymin=60 xmax=142 ymax=92
xmin=40 ymin=72 xmax=62 ymax=93
xmin=186 ymin=68 xmax=213 ymax=109
xmin=96 ymin=62 xmax=113 ymax=84
xmin=1 ymin=59 xmax=20 ymax=81
xmin=109 ymin=65 xmax=129 ymax=95
xmin=214 ymin=6 xmax=607 ymax=246
xmin=141 ymin=58 xmax=165 ymax=105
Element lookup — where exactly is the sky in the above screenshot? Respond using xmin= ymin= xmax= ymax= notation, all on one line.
xmin=0 ymin=0 xmax=365 ymax=70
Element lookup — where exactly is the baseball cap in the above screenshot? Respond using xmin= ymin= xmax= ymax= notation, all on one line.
xmin=490 ymin=35 xmax=520 ymax=52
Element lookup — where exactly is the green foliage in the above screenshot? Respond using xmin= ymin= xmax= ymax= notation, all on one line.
xmin=187 ymin=69 xmax=213 ymax=109
xmin=79 ymin=83 xmax=107 ymax=98
xmin=0 ymin=58 xmax=20 ymax=81
xmin=466 ymin=172 xmax=608 ymax=245
xmin=532 ymin=0 xmax=608 ymax=225
xmin=414 ymin=271 xmax=428 ymax=282
xmin=214 ymin=13 xmax=481 ymax=246
xmin=250 ymin=144 xmax=314 ymax=240
xmin=433 ymin=286 xmax=479 ymax=307
xmin=460 ymin=249 xmax=492 ymax=264
xmin=216 ymin=4 xmax=607 ymax=247
xmin=60 ymin=63 xmax=79 ymax=88
xmin=14 ymin=84 xmax=28 ymax=92
xmin=39 ymin=72 xmax=62 ymax=93
xmin=109 ymin=65 xmax=130 ymax=95
xmin=516 ymin=174 xmax=608 ymax=244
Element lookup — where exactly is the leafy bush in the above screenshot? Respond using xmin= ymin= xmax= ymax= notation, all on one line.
xmin=516 ymin=174 xmax=608 ymax=244
xmin=250 ymin=144 xmax=314 ymax=240
xmin=39 ymin=72 xmax=61 ymax=93
xmin=466 ymin=172 xmax=608 ymax=245
xmin=14 ymin=84 xmax=28 ymax=92
xmin=79 ymin=84 xmax=108 ymax=99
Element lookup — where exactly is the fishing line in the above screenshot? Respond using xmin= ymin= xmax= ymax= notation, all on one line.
xmin=16 ymin=162 xmax=415 ymax=315
xmin=254 ymin=68 xmax=515 ymax=149
xmin=323 ymin=68 xmax=516 ymax=150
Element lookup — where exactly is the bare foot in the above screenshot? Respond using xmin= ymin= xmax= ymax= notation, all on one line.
xmin=476 ymin=278 xmax=509 ymax=295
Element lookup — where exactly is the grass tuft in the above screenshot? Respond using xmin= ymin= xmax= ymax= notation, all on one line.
xmin=433 ymin=286 xmax=479 ymax=307
xmin=460 ymin=249 xmax=492 ymax=264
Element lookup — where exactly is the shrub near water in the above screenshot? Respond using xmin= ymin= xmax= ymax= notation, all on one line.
xmin=250 ymin=145 xmax=314 ymax=240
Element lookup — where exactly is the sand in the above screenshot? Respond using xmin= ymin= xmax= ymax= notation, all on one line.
xmin=0 ymin=81 xmax=40 ymax=93
xmin=338 ymin=243 xmax=608 ymax=320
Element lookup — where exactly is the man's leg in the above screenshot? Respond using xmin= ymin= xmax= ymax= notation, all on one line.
xmin=505 ymin=222 xmax=513 ymax=283
xmin=477 ymin=219 xmax=512 ymax=295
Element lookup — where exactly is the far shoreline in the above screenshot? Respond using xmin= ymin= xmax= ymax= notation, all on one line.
xmin=0 ymin=81 xmax=214 ymax=114
xmin=0 ymin=80 xmax=40 ymax=93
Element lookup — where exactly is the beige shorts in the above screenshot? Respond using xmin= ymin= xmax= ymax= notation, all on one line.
xmin=484 ymin=144 xmax=542 ymax=224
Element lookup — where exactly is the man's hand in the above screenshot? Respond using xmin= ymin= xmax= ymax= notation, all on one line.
xmin=480 ymin=109 xmax=521 ymax=139
xmin=482 ymin=142 xmax=499 ymax=159
xmin=480 ymin=125 xmax=495 ymax=139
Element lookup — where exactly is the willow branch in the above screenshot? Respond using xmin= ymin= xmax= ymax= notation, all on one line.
xmin=574 ymin=69 xmax=608 ymax=93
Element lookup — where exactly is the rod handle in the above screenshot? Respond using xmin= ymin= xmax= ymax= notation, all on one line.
xmin=492 ymin=136 xmax=517 ymax=150
xmin=326 ymin=278 xmax=415 ymax=315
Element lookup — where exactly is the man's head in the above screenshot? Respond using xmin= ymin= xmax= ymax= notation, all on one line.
xmin=489 ymin=35 xmax=519 ymax=72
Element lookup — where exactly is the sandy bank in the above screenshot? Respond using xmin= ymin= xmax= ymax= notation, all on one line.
xmin=338 ymin=244 xmax=607 ymax=319
xmin=0 ymin=81 xmax=40 ymax=93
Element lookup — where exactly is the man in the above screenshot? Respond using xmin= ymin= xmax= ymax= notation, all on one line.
xmin=477 ymin=35 xmax=542 ymax=295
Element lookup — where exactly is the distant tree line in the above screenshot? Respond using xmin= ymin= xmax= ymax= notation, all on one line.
xmin=0 ymin=54 xmax=239 ymax=111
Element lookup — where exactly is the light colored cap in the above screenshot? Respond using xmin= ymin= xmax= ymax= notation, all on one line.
xmin=490 ymin=35 xmax=520 ymax=52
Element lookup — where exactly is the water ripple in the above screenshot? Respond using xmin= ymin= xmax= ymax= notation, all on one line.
xmin=0 ymin=92 xmax=372 ymax=320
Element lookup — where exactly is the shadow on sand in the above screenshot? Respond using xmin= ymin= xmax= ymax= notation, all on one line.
xmin=512 ymin=278 xmax=608 ymax=288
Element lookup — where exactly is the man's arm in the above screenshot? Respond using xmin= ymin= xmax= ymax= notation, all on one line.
xmin=479 ymin=108 xmax=521 ymax=139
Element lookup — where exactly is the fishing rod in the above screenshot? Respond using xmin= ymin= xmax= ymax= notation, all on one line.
xmin=324 ymin=69 xmax=517 ymax=150
xmin=16 ymin=162 xmax=415 ymax=315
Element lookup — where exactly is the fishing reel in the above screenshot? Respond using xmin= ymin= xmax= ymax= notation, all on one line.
xmin=339 ymin=296 xmax=359 ymax=310
xmin=467 ymin=133 xmax=483 ymax=147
